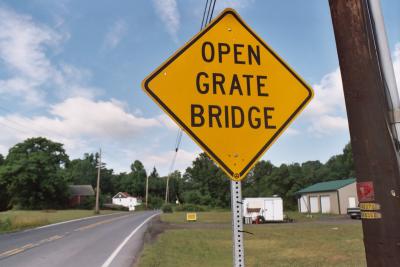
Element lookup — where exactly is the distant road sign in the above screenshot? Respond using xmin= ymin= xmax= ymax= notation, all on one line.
xmin=142 ymin=8 xmax=313 ymax=181
xmin=186 ymin=213 xmax=197 ymax=222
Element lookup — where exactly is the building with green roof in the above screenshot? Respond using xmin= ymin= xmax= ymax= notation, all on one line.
xmin=296 ymin=178 xmax=358 ymax=215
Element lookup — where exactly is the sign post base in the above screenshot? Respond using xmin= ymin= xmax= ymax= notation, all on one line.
xmin=231 ymin=180 xmax=245 ymax=267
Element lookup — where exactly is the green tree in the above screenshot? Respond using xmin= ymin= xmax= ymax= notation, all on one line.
xmin=166 ymin=170 xmax=182 ymax=203
xmin=0 ymin=137 xmax=70 ymax=209
xmin=323 ymin=143 xmax=355 ymax=181
xmin=243 ymin=160 xmax=274 ymax=197
xmin=119 ymin=160 xmax=147 ymax=197
xmin=148 ymin=167 xmax=165 ymax=198
xmin=64 ymin=153 xmax=97 ymax=185
xmin=183 ymin=153 xmax=230 ymax=207
xmin=0 ymin=153 xmax=9 ymax=210
xmin=63 ymin=153 xmax=115 ymax=196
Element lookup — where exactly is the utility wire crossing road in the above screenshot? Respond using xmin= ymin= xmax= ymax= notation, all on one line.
xmin=0 ymin=211 xmax=159 ymax=267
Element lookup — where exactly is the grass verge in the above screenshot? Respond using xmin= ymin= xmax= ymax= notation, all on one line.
xmin=0 ymin=209 xmax=122 ymax=233
xmin=138 ymin=212 xmax=366 ymax=267
xmin=161 ymin=211 xmax=231 ymax=224
xmin=161 ymin=211 xmax=342 ymax=224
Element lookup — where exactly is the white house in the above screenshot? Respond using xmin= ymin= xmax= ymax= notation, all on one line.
xmin=112 ymin=192 xmax=141 ymax=211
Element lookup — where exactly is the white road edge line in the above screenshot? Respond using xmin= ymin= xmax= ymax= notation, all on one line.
xmin=23 ymin=212 xmax=127 ymax=233
xmin=101 ymin=213 xmax=160 ymax=267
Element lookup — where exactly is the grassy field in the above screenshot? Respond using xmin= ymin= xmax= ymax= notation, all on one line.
xmin=0 ymin=209 xmax=122 ymax=233
xmin=161 ymin=211 xmax=231 ymax=224
xmin=161 ymin=211 xmax=342 ymax=224
xmin=139 ymin=212 xmax=366 ymax=267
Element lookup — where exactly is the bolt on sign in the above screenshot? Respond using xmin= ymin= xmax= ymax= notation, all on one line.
xmin=142 ymin=8 xmax=313 ymax=181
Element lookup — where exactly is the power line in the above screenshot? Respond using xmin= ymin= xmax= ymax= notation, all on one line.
xmin=0 ymin=113 xmax=44 ymax=136
xmin=169 ymin=0 xmax=217 ymax=171
xmin=200 ymin=0 xmax=210 ymax=30
xmin=205 ymin=0 xmax=214 ymax=28
xmin=0 ymin=120 xmax=30 ymax=135
xmin=0 ymin=103 xmax=68 ymax=138
xmin=208 ymin=0 xmax=217 ymax=24
xmin=165 ymin=0 xmax=217 ymax=204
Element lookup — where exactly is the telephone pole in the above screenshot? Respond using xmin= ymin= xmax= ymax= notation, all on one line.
xmin=95 ymin=148 xmax=102 ymax=214
xmin=165 ymin=175 xmax=170 ymax=204
xmin=145 ymin=174 xmax=149 ymax=208
xmin=329 ymin=0 xmax=400 ymax=265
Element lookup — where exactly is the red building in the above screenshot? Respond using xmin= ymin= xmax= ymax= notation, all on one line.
xmin=69 ymin=185 xmax=95 ymax=207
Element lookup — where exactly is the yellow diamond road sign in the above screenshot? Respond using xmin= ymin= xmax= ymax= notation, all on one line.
xmin=142 ymin=8 xmax=313 ymax=181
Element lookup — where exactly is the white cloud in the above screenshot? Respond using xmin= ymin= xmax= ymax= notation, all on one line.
xmin=0 ymin=8 xmax=60 ymax=81
xmin=104 ymin=19 xmax=127 ymax=49
xmin=53 ymin=63 xmax=102 ymax=99
xmin=305 ymin=68 xmax=345 ymax=117
xmin=284 ymin=127 xmax=300 ymax=136
xmin=0 ymin=97 xmax=161 ymax=157
xmin=302 ymin=42 xmax=400 ymax=137
xmin=0 ymin=6 xmax=100 ymax=105
xmin=51 ymin=97 xmax=160 ymax=138
xmin=142 ymin=148 xmax=200 ymax=175
xmin=0 ymin=7 xmax=62 ymax=105
xmin=157 ymin=114 xmax=179 ymax=130
xmin=307 ymin=115 xmax=348 ymax=137
xmin=0 ymin=77 xmax=45 ymax=105
xmin=152 ymin=0 xmax=180 ymax=42
xmin=300 ymin=68 xmax=348 ymax=136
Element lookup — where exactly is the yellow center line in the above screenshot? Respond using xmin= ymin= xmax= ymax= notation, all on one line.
xmin=0 ymin=248 xmax=24 ymax=257
xmin=0 ymin=235 xmax=64 ymax=259
xmin=74 ymin=214 xmax=130 ymax=232
xmin=2 ymin=248 xmax=25 ymax=257
xmin=0 ymin=214 xmax=131 ymax=259
xmin=20 ymin=243 xmax=34 ymax=250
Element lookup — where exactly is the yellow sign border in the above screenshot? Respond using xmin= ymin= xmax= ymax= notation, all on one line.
xmin=142 ymin=8 xmax=314 ymax=181
xmin=186 ymin=212 xmax=197 ymax=222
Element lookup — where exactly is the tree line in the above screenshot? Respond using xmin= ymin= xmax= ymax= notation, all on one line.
xmin=0 ymin=137 xmax=354 ymax=211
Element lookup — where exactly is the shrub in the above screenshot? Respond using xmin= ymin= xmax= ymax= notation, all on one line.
xmin=148 ymin=196 xmax=164 ymax=209
xmin=102 ymin=204 xmax=129 ymax=211
xmin=134 ymin=204 xmax=150 ymax=211
xmin=174 ymin=204 xmax=208 ymax=212
xmin=79 ymin=196 xmax=95 ymax=210
xmin=0 ymin=217 xmax=11 ymax=231
xmin=161 ymin=204 xmax=173 ymax=213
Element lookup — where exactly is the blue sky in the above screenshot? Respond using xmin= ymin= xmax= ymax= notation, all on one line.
xmin=0 ymin=0 xmax=399 ymax=175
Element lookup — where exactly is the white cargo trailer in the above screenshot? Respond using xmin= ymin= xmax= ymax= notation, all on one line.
xmin=243 ymin=197 xmax=284 ymax=223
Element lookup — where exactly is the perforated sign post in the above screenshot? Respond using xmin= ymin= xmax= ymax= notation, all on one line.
xmin=142 ymin=8 xmax=313 ymax=267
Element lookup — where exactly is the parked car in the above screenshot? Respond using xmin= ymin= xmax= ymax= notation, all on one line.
xmin=347 ymin=207 xmax=361 ymax=219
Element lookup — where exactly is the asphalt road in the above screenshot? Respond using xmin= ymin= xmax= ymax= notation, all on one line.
xmin=0 ymin=211 xmax=160 ymax=267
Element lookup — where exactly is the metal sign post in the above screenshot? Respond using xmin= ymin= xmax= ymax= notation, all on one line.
xmin=142 ymin=8 xmax=314 ymax=267
xmin=231 ymin=180 xmax=244 ymax=267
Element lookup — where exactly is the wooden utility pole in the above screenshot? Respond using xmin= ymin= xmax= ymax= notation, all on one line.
xmin=329 ymin=0 xmax=400 ymax=265
xmin=165 ymin=175 xmax=170 ymax=204
xmin=95 ymin=148 xmax=101 ymax=214
xmin=145 ymin=175 xmax=149 ymax=208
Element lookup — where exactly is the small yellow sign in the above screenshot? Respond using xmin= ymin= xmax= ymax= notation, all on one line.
xmin=186 ymin=213 xmax=197 ymax=222
xmin=359 ymin=202 xmax=381 ymax=211
xmin=361 ymin=211 xmax=382 ymax=219
xmin=142 ymin=8 xmax=313 ymax=181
